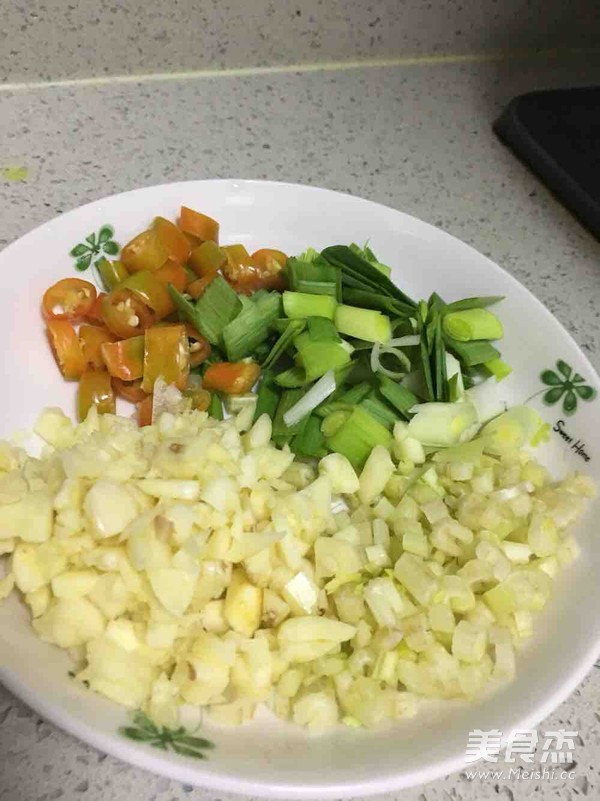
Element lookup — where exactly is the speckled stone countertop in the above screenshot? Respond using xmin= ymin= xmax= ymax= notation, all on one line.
xmin=2 ymin=52 xmax=600 ymax=801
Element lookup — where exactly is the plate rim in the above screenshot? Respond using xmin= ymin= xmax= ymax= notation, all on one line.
xmin=1 ymin=177 xmax=600 ymax=798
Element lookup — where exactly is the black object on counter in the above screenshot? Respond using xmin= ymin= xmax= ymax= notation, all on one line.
xmin=494 ymin=86 xmax=600 ymax=239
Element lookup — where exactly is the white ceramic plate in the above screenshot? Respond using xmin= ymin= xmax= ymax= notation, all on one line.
xmin=0 ymin=179 xmax=599 ymax=798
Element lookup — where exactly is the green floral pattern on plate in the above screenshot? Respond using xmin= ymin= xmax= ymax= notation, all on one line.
xmin=70 ymin=225 xmax=119 ymax=272
xmin=119 ymin=711 xmax=214 ymax=759
xmin=541 ymin=360 xmax=596 ymax=416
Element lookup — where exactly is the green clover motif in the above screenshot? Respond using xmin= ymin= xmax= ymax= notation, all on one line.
xmin=69 ymin=225 xmax=119 ymax=272
xmin=540 ymin=359 xmax=596 ymax=416
xmin=119 ymin=711 xmax=214 ymax=759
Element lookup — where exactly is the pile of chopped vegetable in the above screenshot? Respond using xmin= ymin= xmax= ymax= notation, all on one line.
xmin=42 ymin=206 xmax=513 ymax=463
xmin=26 ymin=204 xmax=594 ymax=733
xmin=0 ymin=404 xmax=593 ymax=731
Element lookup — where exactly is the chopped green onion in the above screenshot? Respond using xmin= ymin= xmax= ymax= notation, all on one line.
xmin=445 ymin=352 xmax=464 ymax=401
xmin=407 ymin=400 xmax=478 ymax=447
xmin=207 ymin=392 xmax=224 ymax=420
xmin=346 ymin=338 xmax=376 ymax=352
xmin=484 ymin=358 xmax=512 ymax=381
xmin=297 ymin=247 xmax=320 ymax=263
xmin=272 ymin=318 xmax=298 ymax=333
xmin=325 ymin=406 xmax=393 ymax=469
xmin=339 ymin=381 xmax=373 ymax=405
xmin=360 ymin=390 xmax=399 ymax=429
xmin=253 ymin=340 xmax=272 ymax=363
xmin=253 ymin=372 xmax=280 ymax=422
xmin=378 ymin=376 xmax=419 ymax=418
xmin=446 ymin=339 xmax=501 ymax=367
xmin=341 ymin=288 xmax=413 ymax=318
xmin=273 ymin=389 xmax=309 ymax=442
xmin=443 ymin=309 xmax=503 ymax=342
xmin=294 ymin=332 xmax=353 ymax=381
xmin=466 ymin=378 xmax=506 ymax=424
xmin=321 ymin=410 xmax=350 ymax=438
xmin=168 ymin=284 xmax=197 ymax=323
xmin=371 ymin=342 xmax=411 ymax=380
xmin=314 ymin=401 xmax=354 ymax=418
xmin=286 ymin=257 xmax=340 ymax=297
xmin=306 ymin=316 xmax=340 ymax=342
xmin=418 ymin=326 xmax=435 ymax=402
xmin=275 ymin=366 xmax=311 ymax=388
xmin=334 ymin=304 xmax=392 ymax=343
xmin=447 ymin=373 xmax=461 ymax=402
xmin=348 ymin=243 xmax=392 ymax=277
xmin=389 ymin=335 xmax=420 ymax=347
xmin=420 ymin=300 xmax=448 ymax=403
xmin=344 ymin=351 xmax=376 ymax=385
xmin=283 ymin=370 xmax=337 ymax=428
xmin=291 ymin=415 xmax=328 ymax=458
xmin=194 ymin=276 xmax=244 ymax=345
xmin=169 ymin=277 xmax=242 ymax=346
xmin=315 ymin=382 xmax=372 ymax=418
xmin=321 ymin=245 xmax=416 ymax=309
xmin=283 ymin=291 xmax=337 ymax=320
xmin=262 ymin=319 xmax=306 ymax=370
xmin=445 ymin=296 xmax=504 ymax=312
xmin=222 ymin=291 xmax=281 ymax=361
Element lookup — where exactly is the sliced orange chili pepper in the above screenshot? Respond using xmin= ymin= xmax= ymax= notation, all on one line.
xmin=137 ymin=395 xmax=154 ymax=427
xmin=78 ymin=369 xmax=115 ymax=422
xmin=97 ymin=259 xmax=128 ymax=290
xmin=202 ymin=361 xmax=260 ymax=395
xmin=112 ymin=377 xmax=148 ymax=403
xmin=184 ymin=264 xmax=197 ymax=284
xmin=100 ymin=336 xmax=145 ymax=381
xmin=42 ymin=278 xmax=97 ymax=321
xmin=154 ymin=217 xmax=191 ymax=264
xmin=184 ymin=324 xmax=211 ymax=368
xmin=224 ymin=243 xmax=252 ymax=267
xmin=252 ymin=248 xmax=288 ymax=272
xmin=187 ymin=273 xmax=216 ymax=299
xmin=155 ymin=259 xmax=188 ymax=292
xmin=47 ymin=320 xmax=86 ymax=380
xmin=121 ymin=229 xmax=168 ymax=273
xmin=179 ymin=206 xmax=219 ymax=244
xmin=79 ymin=324 xmax=115 ymax=370
xmin=188 ymin=240 xmax=227 ymax=277
xmin=182 ymin=232 xmax=202 ymax=250
xmin=222 ymin=245 xmax=285 ymax=294
xmin=142 ymin=324 xmax=190 ymax=393
xmin=102 ymin=289 xmax=156 ymax=339
xmin=120 ymin=270 xmax=174 ymax=320
xmin=86 ymin=292 xmax=107 ymax=324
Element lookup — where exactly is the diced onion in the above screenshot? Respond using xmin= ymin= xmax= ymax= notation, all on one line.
xmin=0 ymin=398 xmax=592 ymax=734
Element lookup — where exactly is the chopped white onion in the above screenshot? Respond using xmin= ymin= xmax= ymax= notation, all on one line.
xmin=330 ymin=496 xmax=350 ymax=515
xmin=283 ymin=370 xmax=336 ymax=427
xmin=492 ymin=482 xmax=534 ymax=502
